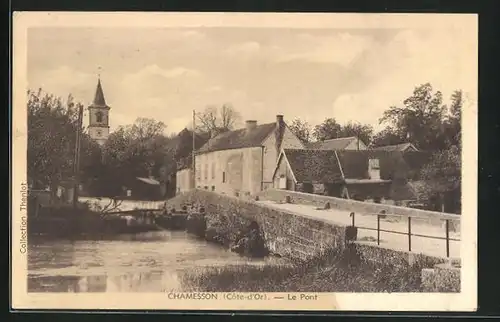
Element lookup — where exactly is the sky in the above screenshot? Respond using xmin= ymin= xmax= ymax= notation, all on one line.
xmin=27 ymin=23 xmax=477 ymax=135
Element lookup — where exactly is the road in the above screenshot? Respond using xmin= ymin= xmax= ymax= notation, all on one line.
xmin=256 ymin=200 xmax=460 ymax=259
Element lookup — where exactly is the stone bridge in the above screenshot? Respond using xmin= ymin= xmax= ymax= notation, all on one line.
xmin=165 ymin=188 xmax=461 ymax=292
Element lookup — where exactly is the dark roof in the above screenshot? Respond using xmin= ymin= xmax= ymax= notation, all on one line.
xmin=306 ymin=136 xmax=364 ymax=150
xmin=279 ymin=149 xmax=419 ymax=183
xmin=197 ymin=122 xmax=277 ymax=154
xmin=281 ymin=149 xmax=343 ymax=183
xmin=336 ymin=150 xmax=410 ymax=181
xmin=372 ymin=142 xmax=417 ymax=152
xmin=90 ymin=78 xmax=109 ymax=108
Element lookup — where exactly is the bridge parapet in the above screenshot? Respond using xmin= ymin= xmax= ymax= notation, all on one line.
xmin=166 ymin=189 xmax=349 ymax=260
xmin=257 ymin=189 xmax=461 ymax=232
xmin=167 ymin=189 xmax=460 ymax=291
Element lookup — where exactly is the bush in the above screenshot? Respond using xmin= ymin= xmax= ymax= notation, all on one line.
xmin=180 ymin=246 xmax=426 ymax=293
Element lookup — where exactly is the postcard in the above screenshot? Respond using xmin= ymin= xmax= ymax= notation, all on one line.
xmin=12 ymin=12 xmax=477 ymax=311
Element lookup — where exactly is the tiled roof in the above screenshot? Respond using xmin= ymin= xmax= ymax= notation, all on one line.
xmin=197 ymin=122 xmax=277 ymax=154
xmin=372 ymin=142 xmax=417 ymax=152
xmin=282 ymin=149 xmax=343 ymax=183
xmin=281 ymin=149 xmax=417 ymax=183
xmin=306 ymin=136 xmax=363 ymax=150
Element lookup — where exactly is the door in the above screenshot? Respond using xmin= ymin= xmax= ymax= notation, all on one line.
xmin=279 ymin=176 xmax=287 ymax=189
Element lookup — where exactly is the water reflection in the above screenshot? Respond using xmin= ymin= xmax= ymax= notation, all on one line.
xmin=28 ymin=271 xmax=182 ymax=292
xmin=28 ymin=230 xmax=287 ymax=293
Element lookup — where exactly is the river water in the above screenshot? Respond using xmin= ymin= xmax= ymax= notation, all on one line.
xmin=28 ymin=231 xmax=287 ymax=293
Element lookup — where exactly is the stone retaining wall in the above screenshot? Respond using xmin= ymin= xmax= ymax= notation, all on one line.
xmin=165 ymin=189 xmax=460 ymax=292
xmin=166 ymin=190 xmax=349 ymax=260
xmin=258 ymin=189 xmax=461 ymax=231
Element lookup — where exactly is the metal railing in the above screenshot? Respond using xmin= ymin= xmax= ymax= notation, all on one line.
xmin=350 ymin=211 xmax=460 ymax=258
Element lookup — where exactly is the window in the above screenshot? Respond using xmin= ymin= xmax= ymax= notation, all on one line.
xmin=96 ymin=130 xmax=102 ymax=137
xmin=211 ymin=163 xmax=215 ymax=179
xmin=204 ymin=164 xmax=208 ymax=180
xmin=196 ymin=163 xmax=201 ymax=181
xmin=96 ymin=111 xmax=103 ymax=123
xmin=211 ymin=186 xmax=215 ymax=191
xmin=368 ymin=159 xmax=381 ymax=180
xmin=222 ymin=171 xmax=226 ymax=183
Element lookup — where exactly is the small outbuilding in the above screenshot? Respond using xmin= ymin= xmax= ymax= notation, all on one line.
xmin=124 ymin=177 xmax=162 ymax=200
xmin=272 ymin=149 xmax=422 ymax=203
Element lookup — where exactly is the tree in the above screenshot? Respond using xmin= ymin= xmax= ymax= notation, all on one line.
xmin=443 ymin=90 xmax=462 ymax=150
xmin=27 ymin=89 xmax=101 ymax=191
xmin=122 ymin=117 xmax=166 ymax=141
xmin=100 ymin=118 xmax=170 ymax=195
xmin=379 ymin=83 xmax=448 ymax=151
xmin=371 ymin=127 xmax=406 ymax=147
xmin=288 ymin=118 xmax=312 ymax=143
xmin=312 ymin=118 xmax=342 ymax=141
xmin=420 ymin=145 xmax=461 ymax=213
xmin=196 ymin=104 xmax=241 ymax=136
xmin=339 ymin=122 xmax=374 ymax=146
xmin=312 ymin=118 xmax=373 ymax=144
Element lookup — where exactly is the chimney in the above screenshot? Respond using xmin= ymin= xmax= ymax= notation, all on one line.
xmin=245 ymin=120 xmax=257 ymax=132
xmin=275 ymin=115 xmax=285 ymax=156
xmin=276 ymin=115 xmax=284 ymax=125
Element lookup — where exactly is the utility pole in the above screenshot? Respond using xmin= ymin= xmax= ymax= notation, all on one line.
xmin=73 ymin=105 xmax=83 ymax=209
xmin=357 ymin=128 xmax=360 ymax=151
xmin=192 ymin=110 xmax=196 ymax=188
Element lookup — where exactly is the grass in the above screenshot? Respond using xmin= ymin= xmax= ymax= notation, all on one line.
xmin=180 ymin=247 xmax=426 ymax=293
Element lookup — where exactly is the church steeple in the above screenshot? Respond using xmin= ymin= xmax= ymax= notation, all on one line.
xmin=88 ymin=74 xmax=111 ymax=146
xmin=90 ymin=77 xmax=109 ymax=109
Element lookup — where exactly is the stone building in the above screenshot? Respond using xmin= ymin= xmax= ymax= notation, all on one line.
xmin=176 ymin=167 xmax=193 ymax=194
xmin=272 ymin=149 xmax=425 ymax=203
xmin=194 ymin=115 xmax=304 ymax=196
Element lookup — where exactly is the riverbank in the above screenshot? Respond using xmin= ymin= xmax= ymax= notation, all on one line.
xmin=27 ymin=203 xmax=164 ymax=239
xmin=181 ymin=246 xmax=446 ymax=293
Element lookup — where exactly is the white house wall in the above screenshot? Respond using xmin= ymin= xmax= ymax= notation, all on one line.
xmin=195 ymin=146 xmax=263 ymax=196
xmin=261 ymin=125 xmax=304 ymax=189
xmin=176 ymin=168 xmax=192 ymax=194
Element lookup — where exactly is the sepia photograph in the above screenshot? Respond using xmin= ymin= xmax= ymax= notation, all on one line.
xmin=12 ymin=12 xmax=477 ymax=311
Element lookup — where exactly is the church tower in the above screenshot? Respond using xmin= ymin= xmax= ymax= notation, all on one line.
xmin=88 ymin=77 xmax=111 ymax=146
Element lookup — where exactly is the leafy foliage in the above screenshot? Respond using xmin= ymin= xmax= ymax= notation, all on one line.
xmin=27 ymin=89 xmax=101 ymax=190
xmin=311 ymin=118 xmax=373 ymax=145
xmin=378 ymin=83 xmax=451 ymax=151
xmin=100 ymin=118 xmax=171 ymax=195
xmin=420 ymin=146 xmax=461 ymax=195
xmin=370 ymin=126 xmax=406 ymax=147
xmin=340 ymin=122 xmax=374 ymax=145
xmin=288 ymin=118 xmax=312 ymax=143
xmin=312 ymin=118 xmax=342 ymax=141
